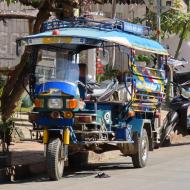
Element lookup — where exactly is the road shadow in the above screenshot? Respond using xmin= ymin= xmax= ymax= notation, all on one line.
xmin=0 ymin=149 xmax=45 ymax=184
xmin=161 ymin=142 xmax=190 ymax=148
xmin=64 ymin=161 xmax=133 ymax=179
xmin=0 ymin=160 xmax=133 ymax=184
xmin=3 ymin=141 xmax=190 ymax=184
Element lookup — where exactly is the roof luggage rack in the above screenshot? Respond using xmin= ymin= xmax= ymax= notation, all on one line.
xmin=41 ymin=17 xmax=151 ymax=37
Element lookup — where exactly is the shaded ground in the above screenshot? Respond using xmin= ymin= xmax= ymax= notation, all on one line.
xmin=1 ymin=143 xmax=190 ymax=190
xmin=0 ymin=108 xmax=190 ymax=181
xmin=0 ymin=133 xmax=189 ymax=181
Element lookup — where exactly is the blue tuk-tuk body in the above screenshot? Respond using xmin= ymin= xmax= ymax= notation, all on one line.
xmin=17 ymin=18 xmax=168 ymax=180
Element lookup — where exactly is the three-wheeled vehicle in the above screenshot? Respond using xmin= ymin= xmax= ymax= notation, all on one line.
xmin=17 ymin=18 xmax=168 ymax=180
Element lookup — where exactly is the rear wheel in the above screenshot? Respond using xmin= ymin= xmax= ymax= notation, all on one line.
xmin=46 ymin=138 xmax=64 ymax=180
xmin=132 ymin=129 xmax=149 ymax=168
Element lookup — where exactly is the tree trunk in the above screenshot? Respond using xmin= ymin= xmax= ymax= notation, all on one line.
xmin=111 ymin=0 xmax=117 ymax=19
xmin=174 ymin=23 xmax=187 ymax=59
xmin=1 ymin=1 xmax=52 ymax=122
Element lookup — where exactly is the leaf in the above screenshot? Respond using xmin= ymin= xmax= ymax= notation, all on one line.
xmin=6 ymin=0 xmax=11 ymax=6
xmin=5 ymin=0 xmax=16 ymax=6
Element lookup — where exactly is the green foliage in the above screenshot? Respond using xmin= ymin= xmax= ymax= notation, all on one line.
xmin=161 ymin=8 xmax=190 ymax=58
xmin=0 ymin=70 xmax=9 ymax=98
xmin=0 ymin=120 xmax=13 ymax=130
xmin=134 ymin=2 xmax=190 ymax=59
xmin=135 ymin=54 xmax=152 ymax=64
xmin=5 ymin=0 xmax=17 ymax=6
xmin=5 ymin=0 xmax=42 ymax=6
xmin=161 ymin=11 xmax=190 ymax=40
xmin=0 ymin=119 xmax=13 ymax=151
xmin=0 ymin=79 xmax=5 ymax=98
xmin=96 ymin=64 xmax=121 ymax=82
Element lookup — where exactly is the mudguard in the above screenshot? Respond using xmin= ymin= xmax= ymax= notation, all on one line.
xmin=118 ymin=118 xmax=152 ymax=155
xmin=127 ymin=118 xmax=152 ymax=136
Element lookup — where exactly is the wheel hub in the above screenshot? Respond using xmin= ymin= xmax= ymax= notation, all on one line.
xmin=141 ymin=138 xmax=148 ymax=162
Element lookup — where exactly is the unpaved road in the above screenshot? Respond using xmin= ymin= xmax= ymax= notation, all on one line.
xmin=1 ymin=143 xmax=190 ymax=190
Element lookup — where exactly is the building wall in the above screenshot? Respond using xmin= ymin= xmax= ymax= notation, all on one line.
xmin=92 ymin=3 xmax=190 ymax=63
xmin=163 ymin=35 xmax=190 ymax=62
xmin=0 ymin=2 xmax=34 ymax=68
xmin=91 ymin=3 xmax=146 ymax=21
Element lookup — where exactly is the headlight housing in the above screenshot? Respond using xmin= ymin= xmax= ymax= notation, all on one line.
xmin=47 ymin=98 xmax=63 ymax=109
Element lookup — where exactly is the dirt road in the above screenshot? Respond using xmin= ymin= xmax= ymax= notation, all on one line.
xmin=1 ymin=142 xmax=190 ymax=190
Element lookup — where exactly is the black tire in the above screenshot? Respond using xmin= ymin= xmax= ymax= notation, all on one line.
xmin=160 ymin=111 xmax=178 ymax=146
xmin=46 ymin=138 xmax=64 ymax=180
xmin=161 ymin=138 xmax=171 ymax=147
xmin=160 ymin=123 xmax=177 ymax=146
xmin=132 ymin=129 xmax=149 ymax=168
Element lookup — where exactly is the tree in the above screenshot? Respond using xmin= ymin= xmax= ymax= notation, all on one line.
xmin=141 ymin=2 xmax=190 ymax=59
xmin=161 ymin=9 xmax=190 ymax=59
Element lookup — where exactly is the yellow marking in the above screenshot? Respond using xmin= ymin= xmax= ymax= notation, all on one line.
xmin=43 ymin=129 xmax=48 ymax=144
xmin=43 ymin=37 xmax=72 ymax=44
xmin=64 ymin=128 xmax=70 ymax=145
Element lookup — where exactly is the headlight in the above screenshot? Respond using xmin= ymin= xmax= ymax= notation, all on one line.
xmin=47 ymin=98 xmax=63 ymax=109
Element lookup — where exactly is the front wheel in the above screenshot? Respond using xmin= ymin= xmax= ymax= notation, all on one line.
xmin=46 ymin=138 xmax=64 ymax=180
xmin=132 ymin=129 xmax=149 ymax=168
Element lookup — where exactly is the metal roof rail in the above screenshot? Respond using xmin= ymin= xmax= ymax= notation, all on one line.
xmin=41 ymin=17 xmax=151 ymax=37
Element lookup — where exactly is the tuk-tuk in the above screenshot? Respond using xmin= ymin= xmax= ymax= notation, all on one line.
xmin=17 ymin=18 xmax=168 ymax=180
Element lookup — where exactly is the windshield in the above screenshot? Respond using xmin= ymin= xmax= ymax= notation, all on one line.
xmin=35 ymin=51 xmax=79 ymax=84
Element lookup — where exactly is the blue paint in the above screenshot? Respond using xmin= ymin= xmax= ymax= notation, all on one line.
xmin=35 ymin=116 xmax=73 ymax=127
xmin=85 ymin=102 xmax=112 ymax=111
xmin=20 ymin=27 xmax=168 ymax=55
xmin=68 ymin=126 xmax=78 ymax=144
xmin=35 ymin=81 xmax=78 ymax=97
xmin=115 ymin=125 xmax=132 ymax=141
xmin=127 ymin=118 xmax=144 ymax=134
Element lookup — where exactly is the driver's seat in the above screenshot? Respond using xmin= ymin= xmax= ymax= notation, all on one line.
xmin=90 ymin=79 xmax=119 ymax=101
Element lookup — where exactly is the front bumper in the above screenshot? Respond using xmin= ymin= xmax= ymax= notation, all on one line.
xmin=29 ymin=112 xmax=73 ymax=127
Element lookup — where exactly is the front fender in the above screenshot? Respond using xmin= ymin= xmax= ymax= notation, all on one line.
xmin=118 ymin=118 xmax=152 ymax=155
xmin=127 ymin=118 xmax=152 ymax=136
xmin=29 ymin=112 xmax=74 ymax=127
